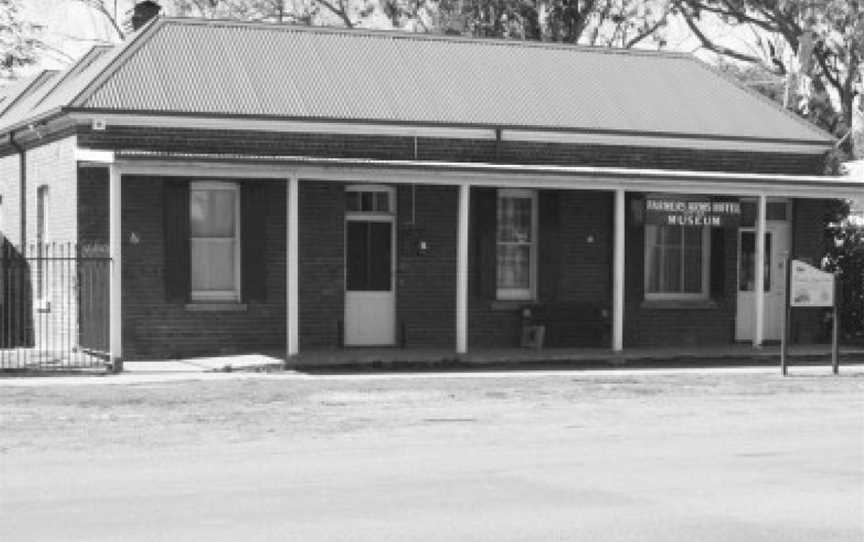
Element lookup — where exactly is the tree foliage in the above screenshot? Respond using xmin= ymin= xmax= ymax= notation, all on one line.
xmin=675 ymin=0 xmax=863 ymax=152
xmin=0 ymin=0 xmax=42 ymax=81
xmin=433 ymin=0 xmax=672 ymax=47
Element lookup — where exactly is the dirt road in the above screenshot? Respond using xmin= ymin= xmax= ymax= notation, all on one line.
xmin=2 ymin=369 xmax=862 ymax=541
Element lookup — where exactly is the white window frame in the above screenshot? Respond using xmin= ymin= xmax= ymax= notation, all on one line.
xmin=496 ymin=188 xmax=538 ymax=301
xmin=190 ymin=181 xmax=241 ymax=302
xmin=643 ymin=224 xmax=710 ymax=301
xmin=344 ymin=185 xmax=396 ymax=293
xmin=344 ymin=184 xmax=396 ymax=219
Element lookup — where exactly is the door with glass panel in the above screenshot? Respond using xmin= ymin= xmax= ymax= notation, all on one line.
xmin=735 ymin=201 xmax=790 ymax=342
xmin=344 ymin=186 xmax=396 ymax=346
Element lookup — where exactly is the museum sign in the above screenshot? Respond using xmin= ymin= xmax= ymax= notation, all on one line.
xmin=644 ymin=195 xmax=741 ymax=227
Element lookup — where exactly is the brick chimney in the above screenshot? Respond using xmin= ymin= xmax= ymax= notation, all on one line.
xmin=131 ymin=1 xmax=161 ymax=31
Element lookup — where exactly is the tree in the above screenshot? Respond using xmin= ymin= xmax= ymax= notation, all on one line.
xmin=0 ymin=0 xmax=43 ymax=81
xmin=433 ymin=0 xmax=672 ymax=48
xmin=675 ymin=0 xmax=863 ymax=154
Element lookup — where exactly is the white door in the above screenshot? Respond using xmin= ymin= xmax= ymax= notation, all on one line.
xmin=736 ymin=224 xmax=790 ymax=342
xmin=344 ymin=187 xmax=396 ymax=346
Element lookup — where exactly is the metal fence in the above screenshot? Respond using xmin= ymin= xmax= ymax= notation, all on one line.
xmin=0 ymin=242 xmax=110 ymax=370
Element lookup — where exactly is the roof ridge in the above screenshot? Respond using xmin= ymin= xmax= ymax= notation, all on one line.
xmin=158 ymin=16 xmax=696 ymax=60
xmin=687 ymin=57 xmax=836 ymax=143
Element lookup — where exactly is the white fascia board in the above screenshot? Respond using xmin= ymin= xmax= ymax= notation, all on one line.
xmin=113 ymin=154 xmax=864 ymax=199
xmin=75 ymin=148 xmax=114 ymax=164
xmin=70 ymin=113 xmax=496 ymax=140
xmin=504 ymin=129 xmax=831 ymax=154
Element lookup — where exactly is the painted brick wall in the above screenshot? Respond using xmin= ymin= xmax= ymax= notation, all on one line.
xmin=79 ymin=127 xmax=826 ymax=175
xmin=298 ymin=181 xmax=345 ymax=349
xmin=26 ymin=137 xmax=78 ymax=248
xmin=396 ymin=185 xmax=457 ymax=348
xmin=24 ymin=137 xmax=79 ymax=352
xmin=121 ymin=176 xmax=287 ymax=360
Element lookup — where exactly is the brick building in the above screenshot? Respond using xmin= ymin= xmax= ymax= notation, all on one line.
xmin=0 ymin=16 xmax=861 ymax=364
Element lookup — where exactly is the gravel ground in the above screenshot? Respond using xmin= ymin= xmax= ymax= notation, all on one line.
xmin=1 ymin=370 xmax=863 ymax=541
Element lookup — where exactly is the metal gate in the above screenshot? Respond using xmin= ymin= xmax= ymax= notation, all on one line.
xmin=0 ymin=242 xmax=110 ymax=370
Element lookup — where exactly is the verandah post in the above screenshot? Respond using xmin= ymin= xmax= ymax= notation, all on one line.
xmin=287 ymin=176 xmax=299 ymax=361
xmin=109 ymin=163 xmax=123 ymax=372
xmin=456 ymin=183 xmax=469 ymax=355
xmin=612 ymin=189 xmax=625 ymax=352
xmin=753 ymin=194 xmax=767 ymax=348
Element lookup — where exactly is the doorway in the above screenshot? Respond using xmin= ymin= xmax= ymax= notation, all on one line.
xmin=343 ymin=186 xmax=396 ymax=346
xmin=735 ymin=201 xmax=791 ymax=342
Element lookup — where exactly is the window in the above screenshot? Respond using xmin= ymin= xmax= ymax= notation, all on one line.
xmin=496 ymin=189 xmax=537 ymax=300
xmin=644 ymin=224 xmax=709 ymax=300
xmin=189 ymin=182 xmax=240 ymax=302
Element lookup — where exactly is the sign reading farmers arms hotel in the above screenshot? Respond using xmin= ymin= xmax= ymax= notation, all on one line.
xmin=645 ymin=195 xmax=741 ymax=227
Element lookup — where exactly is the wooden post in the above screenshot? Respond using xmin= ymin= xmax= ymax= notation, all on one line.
xmin=612 ymin=189 xmax=625 ymax=352
xmin=455 ymin=183 xmax=469 ymax=355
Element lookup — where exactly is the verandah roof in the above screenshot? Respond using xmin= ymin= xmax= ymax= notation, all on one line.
xmin=0 ymin=17 xmax=834 ymax=147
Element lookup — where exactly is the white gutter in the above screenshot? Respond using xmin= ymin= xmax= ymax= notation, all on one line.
xmin=111 ymin=151 xmax=862 ymax=199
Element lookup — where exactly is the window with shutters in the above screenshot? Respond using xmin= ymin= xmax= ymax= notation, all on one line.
xmin=496 ymin=189 xmax=537 ymax=300
xmin=189 ymin=181 xmax=240 ymax=302
xmin=644 ymin=224 xmax=710 ymax=300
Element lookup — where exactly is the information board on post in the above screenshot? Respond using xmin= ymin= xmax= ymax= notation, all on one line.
xmin=781 ymin=259 xmax=840 ymax=376
xmin=789 ymin=260 xmax=835 ymax=307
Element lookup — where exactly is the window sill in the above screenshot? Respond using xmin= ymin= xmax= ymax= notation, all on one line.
xmin=489 ymin=300 xmax=535 ymax=312
xmin=185 ymin=303 xmax=248 ymax=312
xmin=640 ymin=299 xmax=719 ymax=310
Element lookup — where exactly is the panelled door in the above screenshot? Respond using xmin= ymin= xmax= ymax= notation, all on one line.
xmin=344 ymin=186 xmax=396 ymax=346
xmin=735 ymin=201 xmax=791 ymax=342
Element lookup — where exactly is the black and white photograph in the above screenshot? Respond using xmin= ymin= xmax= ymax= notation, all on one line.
xmin=1 ymin=0 xmax=863 ymax=540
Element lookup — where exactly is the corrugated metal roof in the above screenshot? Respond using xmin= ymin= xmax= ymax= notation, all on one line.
xmin=1 ymin=17 xmax=834 ymax=144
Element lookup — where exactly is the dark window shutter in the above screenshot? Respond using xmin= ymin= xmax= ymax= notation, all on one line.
xmin=538 ymin=190 xmax=561 ymax=302
xmin=241 ymin=181 xmax=268 ymax=302
xmin=163 ymin=180 xmax=190 ymax=302
xmin=472 ymin=187 xmax=497 ymax=300
xmin=710 ymin=228 xmax=726 ymax=299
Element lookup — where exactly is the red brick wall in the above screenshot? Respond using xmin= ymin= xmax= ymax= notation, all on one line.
xmin=298 ymin=181 xmax=345 ymax=349
xmin=79 ymin=127 xmax=825 ymax=175
xmin=396 ymin=185 xmax=457 ymax=347
xmin=120 ymin=176 xmax=286 ymax=360
xmin=0 ymin=154 xmax=21 ymax=247
xmin=468 ymin=189 xmax=614 ymax=348
xmin=78 ymin=166 xmax=109 ymax=249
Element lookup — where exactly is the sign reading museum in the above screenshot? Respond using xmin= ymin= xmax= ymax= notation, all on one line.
xmin=645 ymin=196 xmax=741 ymax=227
